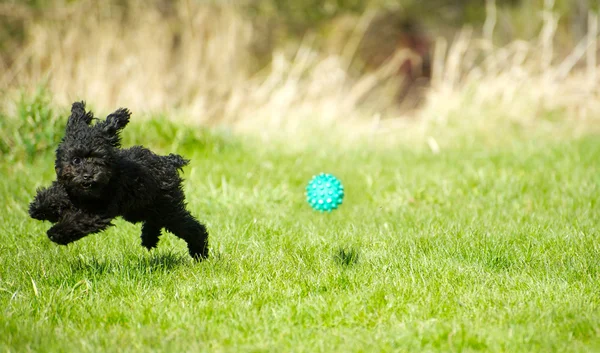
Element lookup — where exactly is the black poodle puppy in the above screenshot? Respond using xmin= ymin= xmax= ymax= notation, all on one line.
xmin=28 ymin=102 xmax=209 ymax=260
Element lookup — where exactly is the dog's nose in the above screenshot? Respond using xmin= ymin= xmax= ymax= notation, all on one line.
xmin=82 ymin=173 xmax=92 ymax=181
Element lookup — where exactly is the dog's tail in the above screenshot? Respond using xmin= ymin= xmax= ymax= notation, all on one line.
xmin=166 ymin=153 xmax=190 ymax=170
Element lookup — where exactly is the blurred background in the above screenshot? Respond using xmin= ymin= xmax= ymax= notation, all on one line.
xmin=0 ymin=0 xmax=598 ymax=139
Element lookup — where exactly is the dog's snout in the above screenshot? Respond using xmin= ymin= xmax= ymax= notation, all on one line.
xmin=82 ymin=173 xmax=92 ymax=181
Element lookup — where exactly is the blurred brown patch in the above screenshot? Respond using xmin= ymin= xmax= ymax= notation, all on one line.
xmin=358 ymin=11 xmax=432 ymax=110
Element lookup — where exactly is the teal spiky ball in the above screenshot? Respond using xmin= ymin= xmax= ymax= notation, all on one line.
xmin=306 ymin=173 xmax=344 ymax=212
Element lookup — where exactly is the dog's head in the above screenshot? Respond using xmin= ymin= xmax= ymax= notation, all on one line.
xmin=55 ymin=101 xmax=131 ymax=198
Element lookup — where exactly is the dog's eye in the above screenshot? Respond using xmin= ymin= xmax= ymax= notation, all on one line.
xmin=72 ymin=157 xmax=82 ymax=165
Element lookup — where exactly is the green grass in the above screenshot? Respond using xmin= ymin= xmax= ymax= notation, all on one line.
xmin=1 ymin=117 xmax=599 ymax=352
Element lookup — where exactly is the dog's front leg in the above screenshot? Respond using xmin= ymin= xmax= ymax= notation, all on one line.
xmin=47 ymin=209 xmax=114 ymax=245
xmin=29 ymin=181 xmax=72 ymax=223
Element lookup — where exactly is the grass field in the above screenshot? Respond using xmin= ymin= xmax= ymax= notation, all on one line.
xmin=1 ymin=113 xmax=599 ymax=352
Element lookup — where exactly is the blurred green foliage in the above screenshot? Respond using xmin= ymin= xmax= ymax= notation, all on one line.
xmin=0 ymin=86 xmax=65 ymax=162
xmin=245 ymin=0 xmax=525 ymax=32
xmin=246 ymin=0 xmax=367 ymax=34
xmin=245 ymin=0 xmax=597 ymax=36
xmin=0 ymin=0 xmax=596 ymax=90
xmin=0 ymin=85 xmax=239 ymax=162
xmin=1 ymin=0 xmax=596 ymax=46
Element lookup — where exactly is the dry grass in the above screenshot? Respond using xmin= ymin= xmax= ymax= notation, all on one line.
xmin=416 ymin=4 xmax=600 ymax=132
xmin=0 ymin=0 xmax=599 ymax=143
xmin=1 ymin=1 xmax=254 ymax=120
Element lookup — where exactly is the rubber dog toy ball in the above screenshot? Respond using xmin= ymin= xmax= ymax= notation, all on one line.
xmin=306 ymin=173 xmax=344 ymax=212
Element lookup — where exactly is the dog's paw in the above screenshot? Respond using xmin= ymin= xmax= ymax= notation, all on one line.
xmin=29 ymin=200 xmax=58 ymax=222
xmin=29 ymin=185 xmax=67 ymax=223
xmin=47 ymin=224 xmax=84 ymax=245
xmin=47 ymin=227 xmax=70 ymax=245
xmin=188 ymin=243 xmax=209 ymax=261
xmin=141 ymin=238 xmax=159 ymax=251
xmin=28 ymin=201 xmax=45 ymax=220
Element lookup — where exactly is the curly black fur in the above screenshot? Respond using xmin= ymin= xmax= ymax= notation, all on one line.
xmin=29 ymin=101 xmax=209 ymax=260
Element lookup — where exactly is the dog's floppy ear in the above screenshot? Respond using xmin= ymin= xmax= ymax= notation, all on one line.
xmin=66 ymin=101 xmax=94 ymax=132
xmin=99 ymin=107 xmax=131 ymax=147
xmin=104 ymin=108 xmax=131 ymax=134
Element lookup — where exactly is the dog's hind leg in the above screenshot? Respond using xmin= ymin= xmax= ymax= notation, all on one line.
xmin=164 ymin=211 xmax=209 ymax=260
xmin=141 ymin=222 xmax=161 ymax=250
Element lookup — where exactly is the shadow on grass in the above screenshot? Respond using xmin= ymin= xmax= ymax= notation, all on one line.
xmin=134 ymin=251 xmax=190 ymax=272
xmin=69 ymin=251 xmax=190 ymax=277
xmin=334 ymin=246 xmax=359 ymax=267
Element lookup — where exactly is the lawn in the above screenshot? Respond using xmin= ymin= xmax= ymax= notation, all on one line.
xmin=1 ymin=116 xmax=599 ymax=352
